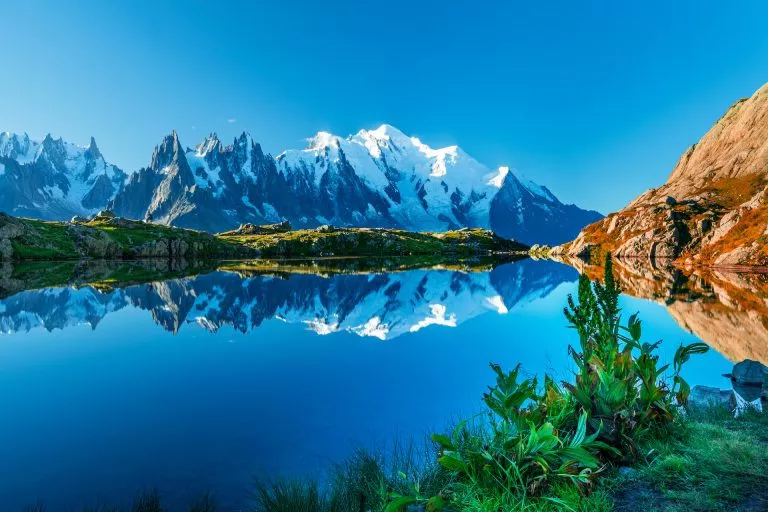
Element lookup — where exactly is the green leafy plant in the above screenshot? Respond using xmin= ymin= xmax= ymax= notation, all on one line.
xmin=389 ymin=253 xmax=710 ymax=511
xmin=563 ymin=254 xmax=709 ymax=459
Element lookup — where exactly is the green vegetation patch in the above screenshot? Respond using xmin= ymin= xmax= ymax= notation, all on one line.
xmin=219 ymin=227 xmax=526 ymax=258
xmin=612 ymin=408 xmax=768 ymax=511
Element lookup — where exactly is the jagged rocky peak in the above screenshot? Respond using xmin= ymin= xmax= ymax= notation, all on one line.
xmin=233 ymin=131 xmax=256 ymax=158
xmin=151 ymin=130 xmax=185 ymax=171
xmin=85 ymin=136 xmax=102 ymax=160
xmin=195 ymin=132 xmax=221 ymax=156
xmin=0 ymin=132 xmax=33 ymax=159
xmin=0 ymin=131 xmax=126 ymax=220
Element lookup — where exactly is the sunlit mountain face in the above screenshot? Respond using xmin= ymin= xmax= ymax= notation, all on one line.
xmin=0 ymin=259 xmax=578 ymax=339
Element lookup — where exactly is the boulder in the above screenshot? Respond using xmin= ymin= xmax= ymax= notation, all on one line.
xmin=94 ymin=209 xmax=116 ymax=219
xmin=228 ymin=220 xmax=292 ymax=236
xmin=71 ymin=216 xmax=87 ymax=223
xmin=730 ymin=359 xmax=768 ymax=386
xmin=315 ymin=224 xmax=336 ymax=233
xmin=689 ymin=385 xmax=734 ymax=409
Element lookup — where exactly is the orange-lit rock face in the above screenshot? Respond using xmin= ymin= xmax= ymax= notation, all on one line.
xmin=561 ymin=82 xmax=768 ymax=267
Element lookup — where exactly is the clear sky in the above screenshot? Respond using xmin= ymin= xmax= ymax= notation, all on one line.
xmin=3 ymin=0 xmax=768 ymax=213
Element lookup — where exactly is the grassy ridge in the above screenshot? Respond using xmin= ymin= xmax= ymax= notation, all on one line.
xmin=1 ymin=214 xmax=245 ymax=260
xmin=218 ymin=226 xmax=528 ymax=258
xmin=0 ymin=213 xmax=528 ymax=261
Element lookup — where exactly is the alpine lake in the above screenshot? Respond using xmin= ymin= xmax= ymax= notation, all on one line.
xmin=0 ymin=255 xmax=765 ymax=510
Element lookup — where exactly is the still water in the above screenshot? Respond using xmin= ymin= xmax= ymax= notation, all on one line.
xmin=0 ymin=258 xmax=756 ymax=510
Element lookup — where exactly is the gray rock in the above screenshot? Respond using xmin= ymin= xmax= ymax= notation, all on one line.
xmin=0 ymin=219 xmax=24 ymax=239
xmin=71 ymin=216 xmax=87 ymax=223
xmin=315 ymin=224 xmax=336 ymax=233
xmin=698 ymin=216 xmax=712 ymax=233
xmin=0 ymin=238 xmax=13 ymax=259
xmin=689 ymin=385 xmax=734 ymax=408
xmin=95 ymin=209 xmax=116 ymax=219
xmin=731 ymin=359 xmax=768 ymax=386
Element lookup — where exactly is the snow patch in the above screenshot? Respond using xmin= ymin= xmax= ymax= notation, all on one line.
xmin=484 ymin=295 xmax=509 ymax=314
xmin=304 ymin=318 xmax=339 ymax=335
xmin=409 ymin=304 xmax=458 ymax=332
xmin=352 ymin=316 xmax=389 ymax=340
xmin=487 ymin=166 xmax=509 ymax=188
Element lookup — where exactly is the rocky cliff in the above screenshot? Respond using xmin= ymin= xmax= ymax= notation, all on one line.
xmin=559 ymin=82 xmax=768 ymax=266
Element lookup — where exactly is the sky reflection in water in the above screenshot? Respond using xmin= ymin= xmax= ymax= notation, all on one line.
xmin=0 ymin=260 xmax=735 ymax=510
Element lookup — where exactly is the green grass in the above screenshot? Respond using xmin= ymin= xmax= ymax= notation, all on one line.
xmin=9 ymin=218 xmax=77 ymax=259
xmin=218 ymin=227 xmax=527 ymax=258
xmin=611 ymin=407 xmax=768 ymax=511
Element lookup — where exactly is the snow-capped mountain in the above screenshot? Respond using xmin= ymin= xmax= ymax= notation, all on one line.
xmin=0 ymin=260 xmax=576 ymax=339
xmin=0 ymin=126 xmax=601 ymax=244
xmin=0 ymin=132 xmax=126 ymax=219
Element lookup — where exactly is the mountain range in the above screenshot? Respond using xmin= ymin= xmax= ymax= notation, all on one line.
xmin=0 ymin=260 xmax=576 ymax=339
xmin=0 ymin=125 xmax=601 ymax=245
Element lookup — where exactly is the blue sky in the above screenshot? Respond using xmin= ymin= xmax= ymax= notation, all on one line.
xmin=2 ymin=0 xmax=768 ymax=213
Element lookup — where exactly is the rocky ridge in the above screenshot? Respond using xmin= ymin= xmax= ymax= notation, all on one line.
xmin=558 ymin=82 xmax=768 ymax=266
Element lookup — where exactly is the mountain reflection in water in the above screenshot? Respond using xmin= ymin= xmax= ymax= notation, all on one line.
xmin=0 ymin=258 xmax=575 ymax=339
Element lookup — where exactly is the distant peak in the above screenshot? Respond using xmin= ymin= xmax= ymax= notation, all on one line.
xmin=357 ymin=124 xmax=410 ymax=143
xmin=195 ymin=132 xmax=221 ymax=156
xmin=151 ymin=130 xmax=186 ymax=170
xmin=86 ymin=136 xmax=102 ymax=159
xmin=235 ymin=131 xmax=252 ymax=144
xmin=307 ymin=131 xmax=340 ymax=150
xmin=372 ymin=124 xmax=407 ymax=137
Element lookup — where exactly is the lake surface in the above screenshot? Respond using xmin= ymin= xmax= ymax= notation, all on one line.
xmin=0 ymin=257 xmax=762 ymax=511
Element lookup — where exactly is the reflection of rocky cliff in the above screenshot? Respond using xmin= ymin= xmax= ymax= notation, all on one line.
xmin=0 ymin=260 xmax=577 ymax=340
xmin=565 ymin=256 xmax=768 ymax=364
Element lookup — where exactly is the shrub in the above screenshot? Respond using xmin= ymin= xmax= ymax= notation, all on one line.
xmin=562 ymin=254 xmax=709 ymax=460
